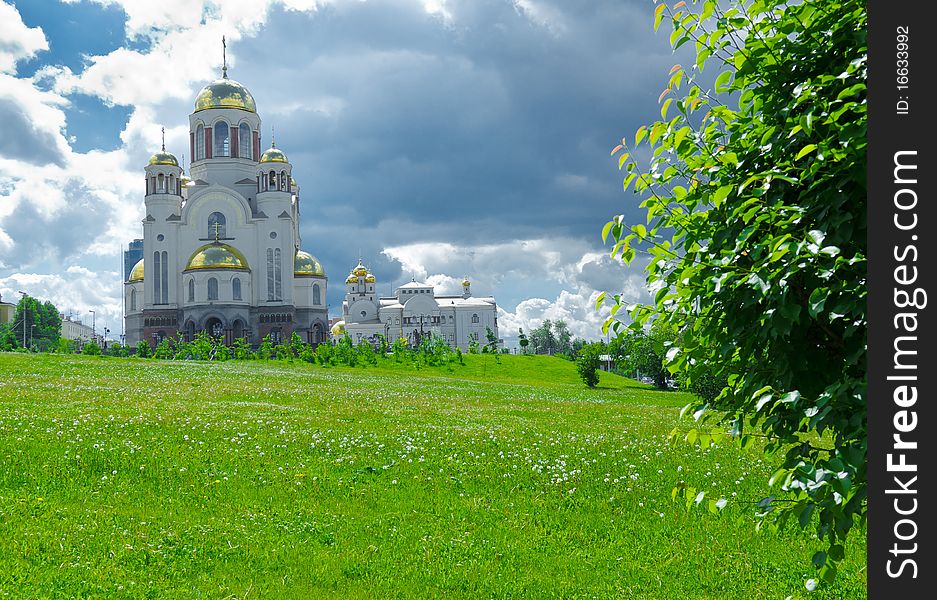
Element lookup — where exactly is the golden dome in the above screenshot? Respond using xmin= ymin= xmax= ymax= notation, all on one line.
xmin=345 ymin=274 xmax=357 ymax=284
xmin=365 ymin=273 xmax=376 ymax=283
xmin=294 ymin=250 xmax=325 ymax=277
xmin=148 ymin=151 xmax=179 ymax=166
xmin=185 ymin=243 xmax=250 ymax=271
xmin=194 ymin=78 xmax=256 ymax=113
xmin=128 ymin=258 xmax=144 ymax=282
xmin=462 ymin=278 xmax=471 ymax=286
xmin=330 ymin=320 xmax=345 ymax=336
xmin=353 ymin=262 xmax=368 ymax=277
xmin=260 ymin=147 xmax=288 ymax=163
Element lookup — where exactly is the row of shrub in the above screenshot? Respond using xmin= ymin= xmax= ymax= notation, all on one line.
xmin=60 ymin=331 xmax=507 ymax=370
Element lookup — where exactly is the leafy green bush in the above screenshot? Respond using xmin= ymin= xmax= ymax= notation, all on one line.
xmin=603 ymin=0 xmax=867 ymax=581
xmin=576 ymin=344 xmax=601 ymax=388
xmin=81 ymin=341 xmax=101 ymax=356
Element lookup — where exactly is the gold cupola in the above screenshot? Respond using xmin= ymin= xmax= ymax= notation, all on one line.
xmin=260 ymin=145 xmax=288 ymax=163
xmin=128 ymin=258 xmax=144 ymax=282
xmin=194 ymin=78 xmax=256 ymax=113
xmin=185 ymin=243 xmax=250 ymax=272
xmin=365 ymin=273 xmax=376 ymax=283
xmin=294 ymin=250 xmax=325 ymax=277
xmin=330 ymin=320 xmax=345 ymax=336
xmin=148 ymin=151 xmax=179 ymax=166
xmin=353 ymin=261 xmax=368 ymax=277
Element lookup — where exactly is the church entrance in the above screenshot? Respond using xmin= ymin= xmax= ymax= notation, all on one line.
xmin=232 ymin=319 xmax=245 ymax=341
xmin=205 ymin=317 xmax=225 ymax=340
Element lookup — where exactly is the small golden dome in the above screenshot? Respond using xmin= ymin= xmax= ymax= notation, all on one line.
xmin=345 ymin=274 xmax=357 ymax=284
xmin=365 ymin=273 xmax=376 ymax=283
xmin=148 ymin=151 xmax=179 ymax=166
xmin=194 ymin=78 xmax=256 ymax=113
xmin=260 ymin=147 xmax=288 ymax=163
xmin=185 ymin=243 xmax=250 ymax=271
xmin=330 ymin=320 xmax=345 ymax=336
xmin=294 ymin=250 xmax=325 ymax=277
xmin=462 ymin=279 xmax=471 ymax=287
xmin=128 ymin=258 xmax=144 ymax=282
xmin=352 ymin=262 xmax=368 ymax=277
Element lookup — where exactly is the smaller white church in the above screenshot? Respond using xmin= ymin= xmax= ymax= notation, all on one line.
xmin=332 ymin=261 xmax=500 ymax=352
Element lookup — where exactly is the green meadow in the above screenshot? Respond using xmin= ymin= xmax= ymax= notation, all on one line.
xmin=0 ymin=353 xmax=865 ymax=598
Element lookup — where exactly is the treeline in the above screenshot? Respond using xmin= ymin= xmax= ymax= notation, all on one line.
xmin=517 ymin=319 xmax=589 ymax=358
xmin=0 ymin=295 xmax=61 ymax=352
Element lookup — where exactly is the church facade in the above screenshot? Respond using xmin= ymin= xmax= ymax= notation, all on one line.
xmin=123 ymin=70 xmax=329 ymax=347
xmin=331 ymin=262 xmax=500 ymax=352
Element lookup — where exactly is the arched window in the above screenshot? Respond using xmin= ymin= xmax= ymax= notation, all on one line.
xmin=268 ymin=171 xmax=276 ymax=188
xmin=279 ymin=171 xmax=287 ymax=191
xmin=266 ymin=248 xmax=274 ymax=301
xmin=153 ymin=252 xmax=161 ymax=304
xmin=196 ymin=124 xmax=204 ymax=160
xmin=214 ymin=121 xmax=229 ymax=157
xmin=472 ymin=314 xmax=479 ymax=324
xmin=188 ymin=279 xmax=195 ymax=302
xmin=233 ymin=277 xmax=242 ymax=301
xmin=207 ymin=277 xmax=218 ymax=301
xmin=239 ymin=123 xmax=251 ymax=159
xmin=157 ymin=173 xmax=165 ymax=193
xmin=313 ymin=283 xmax=321 ymax=305
xmin=274 ymin=248 xmax=282 ymax=300
xmin=130 ymin=289 xmax=136 ymax=311
xmin=161 ymin=251 xmax=168 ymax=304
xmin=207 ymin=212 xmax=226 ymax=239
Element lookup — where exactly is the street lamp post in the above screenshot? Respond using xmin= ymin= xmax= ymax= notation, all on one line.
xmin=103 ymin=327 xmax=110 ymax=351
xmin=89 ymin=310 xmax=96 ymax=345
xmin=30 ymin=324 xmax=36 ymax=350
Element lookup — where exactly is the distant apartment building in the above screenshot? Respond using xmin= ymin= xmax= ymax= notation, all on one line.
xmin=0 ymin=293 xmax=15 ymax=325
xmin=60 ymin=314 xmax=99 ymax=345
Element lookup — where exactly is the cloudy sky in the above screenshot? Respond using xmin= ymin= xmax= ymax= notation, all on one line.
xmin=0 ymin=0 xmax=687 ymax=343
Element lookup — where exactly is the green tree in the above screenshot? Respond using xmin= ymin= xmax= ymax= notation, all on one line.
xmin=0 ymin=324 xmax=18 ymax=351
xmin=528 ymin=320 xmax=555 ymax=355
xmin=576 ymin=343 xmax=602 ymax=388
xmin=517 ymin=328 xmax=529 ymax=354
xmin=136 ymin=340 xmax=151 ymax=358
xmin=602 ymin=0 xmax=866 ymax=581
xmin=553 ymin=320 xmax=573 ymax=356
xmin=12 ymin=295 xmax=61 ymax=351
xmin=81 ymin=341 xmax=101 ymax=356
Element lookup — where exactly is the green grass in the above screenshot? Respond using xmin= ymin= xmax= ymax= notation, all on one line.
xmin=0 ymin=352 xmax=865 ymax=598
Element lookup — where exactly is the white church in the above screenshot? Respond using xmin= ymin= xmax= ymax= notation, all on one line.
xmin=332 ymin=262 xmax=500 ymax=351
xmin=124 ymin=66 xmax=328 ymax=347
xmin=124 ymin=57 xmax=498 ymax=350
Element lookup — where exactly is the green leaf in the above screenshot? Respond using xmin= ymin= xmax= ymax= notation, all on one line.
xmin=653 ymin=3 xmax=667 ymax=31
xmin=635 ymin=125 xmax=648 ymax=145
xmin=712 ymin=184 xmax=732 ymax=207
xmin=795 ymin=144 xmax=817 ymax=161
xmin=595 ymin=291 xmax=607 ymax=309
xmin=601 ymin=221 xmax=615 ymax=243
xmin=715 ymin=70 xmax=733 ymax=93
xmin=808 ymin=288 xmax=827 ymax=317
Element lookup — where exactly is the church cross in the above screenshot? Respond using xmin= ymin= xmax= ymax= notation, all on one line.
xmin=222 ymin=36 xmax=228 ymax=79
xmin=161 ymin=127 xmax=165 ymax=151
xmin=213 ymin=221 xmax=221 ymax=241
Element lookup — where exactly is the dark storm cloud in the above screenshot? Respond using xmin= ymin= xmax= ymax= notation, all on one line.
xmin=0 ymin=97 xmax=66 ymax=166
xmin=222 ymin=0 xmax=693 ymax=260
